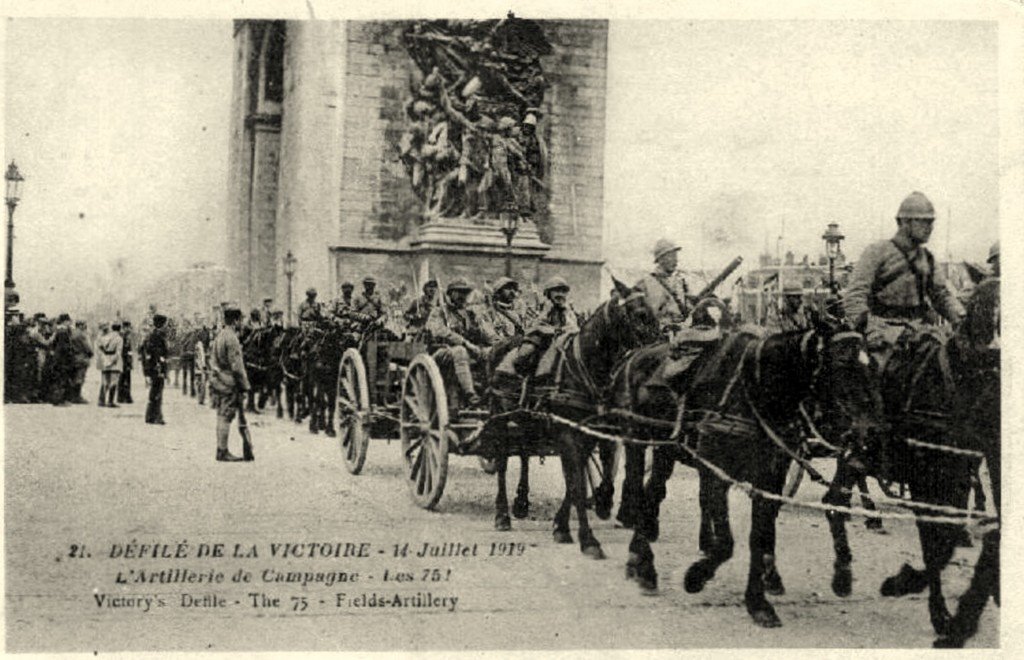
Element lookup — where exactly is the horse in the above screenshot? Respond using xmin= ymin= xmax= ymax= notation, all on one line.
xmin=278 ymin=327 xmax=307 ymax=420
xmin=485 ymin=280 xmax=662 ymax=558
xmin=241 ymin=326 xmax=281 ymax=414
xmin=622 ymin=321 xmax=884 ymax=627
xmin=934 ymin=276 xmax=1000 ymax=647
xmin=819 ymin=315 xmax=990 ymax=638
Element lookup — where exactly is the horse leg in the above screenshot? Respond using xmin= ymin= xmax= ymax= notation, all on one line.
xmin=246 ymin=388 xmax=256 ymax=413
xmin=494 ymin=454 xmax=512 ymax=531
xmin=565 ymin=438 xmax=603 ymax=559
xmin=617 ymin=442 xmax=645 ymax=528
xmin=552 ymin=468 xmax=574 ymax=545
xmin=276 ymin=384 xmax=284 ymax=419
xmin=324 ymin=379 xmax=337 ymax=437
xmin=639 ymin=445 xmax=676 ymax=543
xmin=684 ymin=469 xmax=734 ymax=594
xmin=935 ymin=527 xmax=999 ymax=648
xmin=744 ymin=491 xmax=784 ymax=628
xmin=593 ymin=439 xmax=616 ymax=520
xmin=512 ymin=453 xmax=530 ymax=519
xmin=857 ymin=474 xmax=885 ymax=532
xmin=626 ymin=531 xmax=658 ymax=591
xmin=824 ymin=460 xmax=857 ymax=597
xmin=918 ymin=517 xmax=957 ymax=635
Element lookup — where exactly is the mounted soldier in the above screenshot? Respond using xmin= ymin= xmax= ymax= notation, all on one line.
xmin=404 ymin=277 xmax=438 ymax=337
xmin=636 ymin=238 xmax=693 ymax=337
xmin=488 ymin=276 xmax=526 ymax=340
xmin=774 ymin=283 xmax=812 ymax=333
xmin=843 ymin=191 xmax=964 ymax=369
xmin=424 ymin=278 xmax=498 ymax=407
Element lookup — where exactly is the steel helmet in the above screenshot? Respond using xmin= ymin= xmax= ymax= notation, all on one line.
xmin=447 ymin=278 xmax=472 ymax=292
xmin=305 ymin=287 xmax=317 ymax=297
xmin=543 ymin=276 xmax=571 ymax=294
xmin=653 ymin=238 xmax=682 ymax=262
xmin=988 ymin=241 xmax=999 ymax=264
xmin=896 ymin=191 xmax=935 ymax=220
xmin=492 ymin=276 xmax=519 ymax=293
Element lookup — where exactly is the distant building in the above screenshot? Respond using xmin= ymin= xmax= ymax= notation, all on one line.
xmin=122 ymin=263 xmax=229 ymax=324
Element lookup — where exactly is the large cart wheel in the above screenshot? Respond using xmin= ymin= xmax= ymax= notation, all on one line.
xmin=585 ymin=441 xmax=623 ymax=520
xmin=338 ymin=348 xmax=370 ymax=475
xmin=783 ymin=461 xmax=805 ymax=498
xmin=400 ymin=354 xmax=450 ymax=509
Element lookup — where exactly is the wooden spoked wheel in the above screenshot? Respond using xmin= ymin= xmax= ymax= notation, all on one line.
xmin=338 ymin=348 xmax=370 ymax=475
xmin=400 ymin=354 xmax=450 ymax=509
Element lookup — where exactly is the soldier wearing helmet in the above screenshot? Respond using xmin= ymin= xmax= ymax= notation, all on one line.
xmin=404 ymin=278 xmax=438 ymax=337
xmin=843 ymin=191 xmax=965 ymax=364
xmin=424 ymin=278 xmax=498 ymax=407
xmin=774 ymin=283 xmax=812 ymax=333
xmin=504 ymin=276 xmax=579 ymax=377
xmin=488 ymin=276 xmax=525 ymax=339
xmin=635 ymin=238 xmax=693 ymax=335
xmin=352 ymin=276 xmax=385 ymax=323
xmin=297 ymin=287 xmax=323 ymax=325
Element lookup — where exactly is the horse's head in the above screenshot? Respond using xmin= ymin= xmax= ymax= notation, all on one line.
xmin=607 ymin=277 xmax=662 ymax=348
xmin=805 ymin=323 xmax=886 ymax=453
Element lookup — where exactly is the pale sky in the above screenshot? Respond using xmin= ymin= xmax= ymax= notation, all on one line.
xmin=4 ymin=18 xmax=1001 ymax=312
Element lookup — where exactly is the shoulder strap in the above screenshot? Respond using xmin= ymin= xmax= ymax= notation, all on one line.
xmin=652 ymin=272 xmax=688 ymax=317
xmin=889 ymin=239 xmax=928 ymax=308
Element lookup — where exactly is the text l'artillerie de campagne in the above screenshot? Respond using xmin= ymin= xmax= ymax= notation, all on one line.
xmin=65 ymin=539 xmax=528 ymax=614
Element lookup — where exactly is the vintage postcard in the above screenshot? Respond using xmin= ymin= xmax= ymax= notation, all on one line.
xmin=3 ymin=0 xmax=1019 ymax=654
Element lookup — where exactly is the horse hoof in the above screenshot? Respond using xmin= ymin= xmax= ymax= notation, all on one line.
xmin=553 ymin=529 xmax=573 ymax=544
xmin=512 ymin=497 xmax=529 ymax=520
xmin=832 ymin=566 xmax=853 ymax=598
xmin=582 ymin=544 xmax=605 ymax=560
xmin=594 ymin=490 xmax=613 ymax=521
xmin=325 ymin=428 xmax=336 ymax=438
xmin=933 ymin=635 xmax=966 ymax=649
xmin=931 ymin=607 xmax=953 ymax=636
xmin=495 ymin=515 xmax=512 ymax=532
xmin=625 ymin=554 xmax=640 ymax=580
xmin=764 ymin=572 xmax=786 ymax=597
xmin=615 ymin=508 xmax=636 ymax=529
xmin=881 ymin=563 xmax=926 ymax=598
xmin=750 ymin=606 xmax=782 ymax=629
xmin=684 ymin=563 xmax=711 ymax=594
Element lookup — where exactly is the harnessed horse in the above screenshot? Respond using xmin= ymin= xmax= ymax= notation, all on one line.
xmin=623 ymin=322 xmax=882 ymax=627
xmin=486 ymin=282 xmax=661 ymax=557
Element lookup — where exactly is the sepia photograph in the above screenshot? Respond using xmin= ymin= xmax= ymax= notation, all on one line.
xmin=3 ymin=0 xmax=1017 ymax=653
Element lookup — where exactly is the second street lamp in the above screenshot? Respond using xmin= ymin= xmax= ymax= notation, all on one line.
xmin=500 ymin=213 xmax=520 ymax=278
xmin=5 ymin=161 xmax=25 ymax=313
xmin=822 ymin=223 xmax=845 ymax=293
xmin=283 ymin=250 xmax=297 ymax=325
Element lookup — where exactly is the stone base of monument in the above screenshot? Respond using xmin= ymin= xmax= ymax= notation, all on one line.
xmin=411 ymin=217 xmax=550 ymax=257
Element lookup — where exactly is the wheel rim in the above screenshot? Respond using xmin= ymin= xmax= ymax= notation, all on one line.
xmin=400 ymin=356 xmax=449 ymax=509
xmin=337 ymin=349 xmax=368 ymax=474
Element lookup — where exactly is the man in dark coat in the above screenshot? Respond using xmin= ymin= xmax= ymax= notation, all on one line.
xmin=143 ymin=314 xmax=169 ymax=424
xmin=46 ymin=314 xmax=76 ymax=406
xmin=118 ymin=320 xmax=134 ymax=403
xmin=70 ymin=320 xmax=94 ymax=403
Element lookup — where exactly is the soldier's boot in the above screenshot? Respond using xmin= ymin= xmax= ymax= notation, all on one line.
xmin=98 ymin=385 xmax=106 ymax=407
xmin=107 ymin=386 xmax=119 ymax=408
xmin=453 ymin=351 xmax=481 ymax=408
xmin=216 ymin=419 xmax=242 ymax=462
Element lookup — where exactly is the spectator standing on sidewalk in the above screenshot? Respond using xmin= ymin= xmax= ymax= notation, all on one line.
xmin=209 ymin=306 xmax=251 ymax=462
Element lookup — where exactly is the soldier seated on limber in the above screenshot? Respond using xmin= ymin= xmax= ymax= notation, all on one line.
xmin=404 ymin=278 xmax=438 ymax=338
xmin=497 ymin=276 xmax=578 ymax=382
xmin=297 ymin=288 xmax=323 ymax=328
xmin=488 ymin=276 xmax=525 ymax=340
xmin=424 ymin=278 xmax=498 ymax=408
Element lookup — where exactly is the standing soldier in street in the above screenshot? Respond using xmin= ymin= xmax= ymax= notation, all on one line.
xmin=70 ymin=320 xmax=94 ymax=404
xmin=636 ymin=238 xmax=693 ymax=337
xmin=97 ymin=322 xmax=124 ymax=407
xmin=209 ymin=305 xmax=251 ymax=462
xmin=45 ymin=314 xmax=75 ymax=406
xmin=424 ymin=278 xmax=498 ymax=407
xmin=179 ymin=320 xmax=197 ymax=398
xmin=843 ymin=191 xmax=965 ymax=369
xmin=143 ymin=314 xmax=169 ymax=425
xmin=118 ymin=320 xmax=134 ymax=404
xmin=404 ymin=277 xmax=438 ymax=338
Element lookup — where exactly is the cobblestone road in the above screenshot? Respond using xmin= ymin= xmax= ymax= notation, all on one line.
xmin=4 ymin=368 xmax=997 ymax=652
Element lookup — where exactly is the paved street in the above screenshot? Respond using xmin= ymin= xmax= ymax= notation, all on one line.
xmin=5 ymin=368 xmax=997 ymax=652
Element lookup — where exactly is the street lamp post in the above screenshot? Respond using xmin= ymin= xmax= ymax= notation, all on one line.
xmin=822 ymin=223 xmax=845 ymax=293
xmin=5 ymin=161 xmax=25 ymax=314
xmin=283 ymin=250 xmax=297 ymax=326
xmin=499 ymin=213 xmax=520 ymax=278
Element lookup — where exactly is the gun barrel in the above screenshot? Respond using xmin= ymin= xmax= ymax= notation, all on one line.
xmin=697 ymin=256 xmax=744 ymax=299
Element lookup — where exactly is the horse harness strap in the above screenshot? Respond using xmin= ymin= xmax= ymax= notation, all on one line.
xmin=883 ymin=239 xmax=933 ymax=312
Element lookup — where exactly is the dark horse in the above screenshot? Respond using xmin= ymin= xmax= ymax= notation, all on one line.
xmin=298 ymin=320 xmax=352 ymax=436
xmin=820 ymin=314 xmax=994 ymax=639
xmin=486 ymin=281 xmax=661 ymax=558
xmin=622 ymin=323 xmax=883 ymax=627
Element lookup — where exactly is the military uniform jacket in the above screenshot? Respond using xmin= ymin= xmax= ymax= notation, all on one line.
xmin=71 ymin=328 xmax=94 ymax=367
xmin=490 ymin=300 xmax=526 ymax=339
xmin=297 ymin=299 xmax=322 ymax=323
xmin=404 ymin=295 xmax=434 ymax=331
xmin=143 ymin=328 xmax=168 ymax=378
xmin=527 ymin=299 xmax=580 ymax=337
xmin=209 ymin=327 xmax=250 ymax=395
xmin=636 ymin=268 xmax=690 ymax=327
xmin=352 ymin=292 xmax=385 ymax=320
xmin=843 ymin=235 xmax=964 ymax=326
xmin=425 ymin=301 xmax=498 ymax=350
xmin=97 ymin=332 xmax=124 ymax=372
